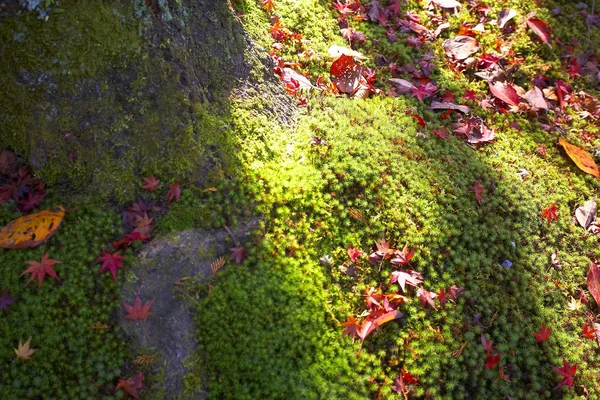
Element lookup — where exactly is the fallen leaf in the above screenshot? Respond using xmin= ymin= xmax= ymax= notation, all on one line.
xmin=0 ymin=287 xmax=18 ymax=312
xmin=541 ymin=203 xmax=559 ymax=225
xmin=534 ymin=323 xmax=551 ymax=342
xmin=443 ymin=36 xmax=479 ymax=60
xmin=499 ymin=365 xmax=511 ymax=382
xmin=559 ymin=138 xmax=600 ymax=178
xmin=98 ymin=251 xmax=125 ymax=280
xmin=359 ymin=309 xmax=403 ymax=340
xmin=14 ymin=338 xmax=36 ymax=360
xmin=390 ymin=243 xmax=415 ymax=265
xmin=388 ymin=78 xmax=416 ymax=94
xmin=552 ymin=359 xmax=576 ymax=389
xmin=230 ymin=247 xmax=247 ymax=264
xmin=141 ymin=175 xmax=160 ymax=191
xmin=489 ymin=81 xmax=521 ymax=106
xmin=124 ymin=295 xmax=154 ymax=321
xmin=587 ymin=263 xmax=600 ymax=307
xmin=167 ymin=182 xmax=181 ymax=203
xmin=497 ymin=9 xmax=518 ymax=28
xmin=341 ymin=316 xmax=361 ymax=340
xmin=485 ymin=352 xmax=501 ymax=369
xmin=115 ymin=372 xmax=145 ymax=399
xmin=389 ymin=270 xmax=423 ymax=292
xmin=330 ymin=54 xmax=363 ymax=94
xmin=21 ymin=253 xmax=61 ymax=290
xmin=526 ymin=17 xmax=552 ymax=45
xmin=524 ymin=86 xmax=548 ymax=110
xmin=575 ymin=198 xmax=597 ymax=229
xmin=430 ymin=100 xmax=471 ymax=114
xmin=0 ymin=206 xmax=65 ymax=249
xmin=416 ymin=287 xmax=437 ymax=309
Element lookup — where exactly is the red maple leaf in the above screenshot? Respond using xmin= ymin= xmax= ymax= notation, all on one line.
xmin=347 ymin=246 xmax=362 ymax=263
xmin=332 ymin=0 xmax=360 ymax=17
xmin=341 ymin=316 xmax=361 ymax=340
xmin=410 ymin=83 xmax=437 ymax=101
xmin=416 ymin=287 xmax=437 ymax=309
xmin=0 ymin=287 xmax=18 ymax=312
xmin=469 ymin=180 xmax=484 ymax=204
xmin=388 ymin=270 xmax=422 ymax=292
xmin=542 ymin=203 xmax=559 ymax=225
xmin=124 ymin=295 xmax=154 ymax=321
xmin=112 ymin=232 xmax=152 ymax=249
xmin=115 ymin=372 xmax=145 ymax=399
xmin=391 ymin=368 xmax=418 ymax=393
xmin=230 ymin=247 xmax=247 ymax=264
xmin=437 ymin=287 xmax=449 ymax=308
xmin=21 ymin=253 xmax=61 ymax=291
xmin=481 ymin=334 xmax=495 ymax=353
xmin=433 ymin=128 xmax=447 ymax=139
xmin=464 ymin=89 xmax=478 ymax=102
xmin=18 ymin=192 xmax=44 ymax=212
xmin=583 ymin=322 xmax=600 ymax=341
xmin=141 ymin=175 xmax=160 ymax=191
xmin=485 ymin=352 xmax=501 ymax=369
xmin=261 ymin=0 xmax=275 ymax=13
xmin=534 ymin=323 xmax=551 ymax=342
xmin=167 ymin=182 xmax=181 ymax=203
xmin=98 ymin=251 xmax=125 ymax=280
xmin=552 ymin=358 xmax=577 ymax=389
xmin=390 ymin=243 xmax=415 ymax=265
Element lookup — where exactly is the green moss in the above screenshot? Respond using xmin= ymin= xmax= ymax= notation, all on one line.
xmin=0 ymin=201 xmax=129 ymax=398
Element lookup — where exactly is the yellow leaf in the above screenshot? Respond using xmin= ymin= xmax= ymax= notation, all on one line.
xmin=14 ymin=338 xmax=36 ymax=360
xmin=559 ymin=138 xmax=600 ymax=178
xmin=0 ymin=206 xmax=65 ymax=249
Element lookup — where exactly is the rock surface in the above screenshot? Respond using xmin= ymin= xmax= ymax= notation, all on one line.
xmin=120 ymin=217 xmax=260 ymax=399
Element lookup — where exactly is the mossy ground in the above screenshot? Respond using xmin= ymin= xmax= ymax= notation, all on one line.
xmin=2 ymin=0 xmax=600 ymax=399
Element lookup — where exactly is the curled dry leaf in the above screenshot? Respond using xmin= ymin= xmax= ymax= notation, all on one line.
xmin=388 ymin=78 xmax=416 ymax=94
xmin=526 ymin=16 xmax=551 ymax=45
xmin=558 ymin=138 xmax=600 ymax=178
xmin=497 ymin=9 xmax=517 ymax=28
xmin=575 ymin=198 xmax=597 ymax=229
xmin=430 ymin=100 xmax=471 ymax=114
xmin=443 ymin=36 xmax=479 ymax=60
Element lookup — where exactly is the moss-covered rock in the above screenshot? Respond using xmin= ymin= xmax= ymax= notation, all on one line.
xmin=0 ymin=0 xmax=294 ymax=202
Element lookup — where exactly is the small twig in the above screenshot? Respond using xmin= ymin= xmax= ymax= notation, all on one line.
xmin=223 ymin=224 xmax=239 ymax=247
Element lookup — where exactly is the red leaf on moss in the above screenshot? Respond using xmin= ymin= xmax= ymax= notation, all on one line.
xmin=542 ymin=203 xmax=559 ymax=225
xmin=390 ymin=243 xmax=415 ymax=265
xmin=141 ymin=175 xmax=160 ymax=191
xmin=341 ymin=316 xmax=361 ymax=340
xmin=485 ymin=352 xmax=501 ymax=369
xmin=481 ymin=334 xmax=495 ymax=353
xmin=389 ymin=270 xmax=422 ymax=292
xmin=347 ymin=246 xmax=362 ymax=263
xmin=416 ymin=287 xmax=437 ymax=310
xmin=489 ymin=81 xmax=521 ymax=106
xmin=534 ymin=323 xmax=551 ymax=342
xmin=115 ymin=372 xmax=145 ymax=399
xmin=552 ymin=359 xmax=576 ymax=389
xmin=98 ymin=251 xmax=125 ymax=280
xmin=469 ymin=180 xmax=484 ymax=204
xmin=582 ymin=322 xmax=600 ymax=342
xmin=526 ymin=16 xmax=551 ymax=45
xmin=21 ymin=253 xmax=61 ymax=290
xmin=587 ymin=263 xmax=600 ymax=307
xmin=261 ymin=0 xmax=275 ymax=13
xmin=410 ymin=113 xmax=426 ymax=128
xmin=359 ymin=309 xmax=403 ymax=340
xmin=330 ymin=54 xmax=363 ymax=94
xmin=230 ymin=247 xmax=247 ymax=264
xmin=124 ymin=295 xmax=154 ymax=321
xmin=433 ymin=128 xmax=447 ymax=139
xmin=167 ymin=182 xmax=181 ymax=203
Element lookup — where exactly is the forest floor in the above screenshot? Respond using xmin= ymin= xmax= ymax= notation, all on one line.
xmin=2 ymin=0 xmax=600 ymax=399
